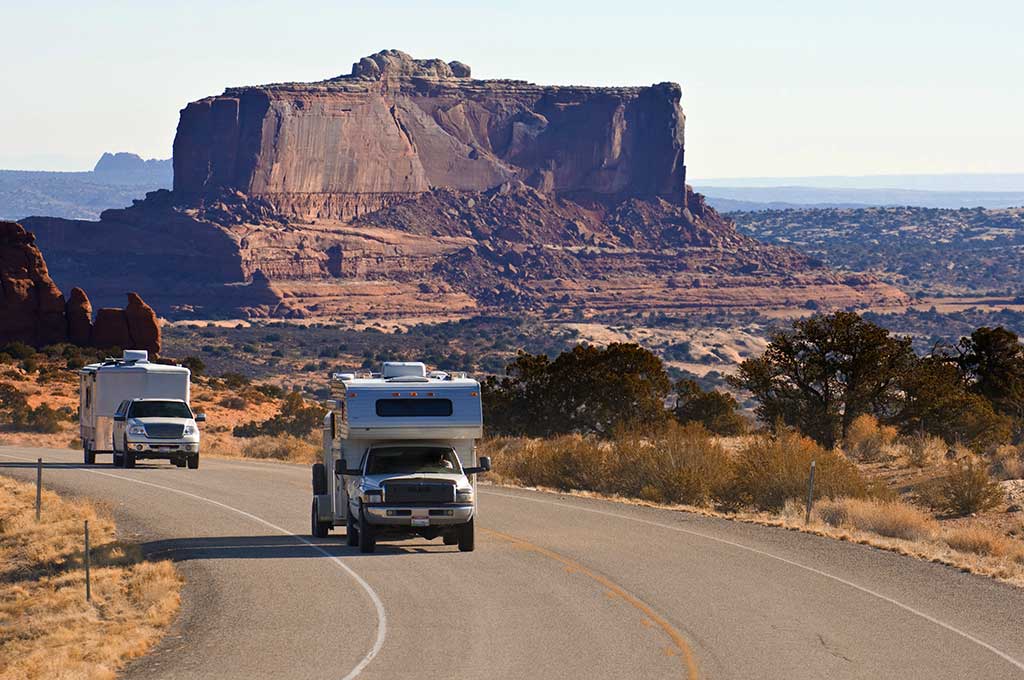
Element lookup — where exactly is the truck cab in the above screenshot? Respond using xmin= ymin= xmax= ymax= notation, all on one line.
xmin=311 ymin=362 xmax=489 ymax=552
xmin=112 ymin=398 xmax=205 ymax=469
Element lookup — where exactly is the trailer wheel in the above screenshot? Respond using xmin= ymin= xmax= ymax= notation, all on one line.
xmin=83 ymin=444 xmax=95 ymax=466
xmin=346 ymin=506 xmax=359 ymax=547
xmin=311 ymin=463 xmax=327 ymax=495
xmin=187 ymin=454 xmax=199 ymax=470
xmin=457 ymin=518 xmax=475 ymax=552
xmin=113 ymin=450 xmax=124 ymax=467
xmin=124 ymin=448 xmax=136 ymax=469
xmin=358 ymin=507 xmax=376 ymax=553
xmin=311 ymin=500 xmax=330 ymax=538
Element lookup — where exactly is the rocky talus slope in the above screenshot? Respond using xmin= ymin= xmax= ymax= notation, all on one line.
xmin=23 ymin=50 xmax=906 ymax=319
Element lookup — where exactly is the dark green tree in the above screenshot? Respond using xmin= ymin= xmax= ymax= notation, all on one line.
xmin=483 ymin=344 xmax=671 ymax=437
xmin=672 ymin=379 xmax=747 ymax=435
xmin=730 ymin=312 xmax=915 ymax=447
xmin=956 ymin=326 xmax=1024 ymax=434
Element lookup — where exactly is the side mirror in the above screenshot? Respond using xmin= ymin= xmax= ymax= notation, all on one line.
xmin=335 ymin=459 xmax=359 ymax=475
xmin=195 ymin=413 xmax=207 ymax=423
xmin=463 ymin=456 xmax=491 ymax=475
xmin=113 ymin=415 xmax=126 ymax=422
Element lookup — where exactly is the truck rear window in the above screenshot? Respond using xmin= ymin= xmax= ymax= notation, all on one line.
xmin=375 ymin=399 xmax=453 ymax=417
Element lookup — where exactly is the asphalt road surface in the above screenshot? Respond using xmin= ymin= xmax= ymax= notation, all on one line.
xmin=3 ymin=445 xmax=1024 ymax=680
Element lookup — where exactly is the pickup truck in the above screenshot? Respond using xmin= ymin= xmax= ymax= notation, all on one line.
xmin=337 ymin=443 xmax=490 ymax=553
xmin=112 ymin=398 xmax=205 ymax=469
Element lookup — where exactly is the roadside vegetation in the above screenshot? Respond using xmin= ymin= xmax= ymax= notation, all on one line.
xmin=0 ymin=476 xmax=180 ymax=680
xmin=482 ymin=317 xmax=1024 ymax=586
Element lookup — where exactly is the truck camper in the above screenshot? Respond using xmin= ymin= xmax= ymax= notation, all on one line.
xmin=79 ymin=350 xmax=204 ymax=468
xmin=312 ymin=361 xmax=489 ymax=552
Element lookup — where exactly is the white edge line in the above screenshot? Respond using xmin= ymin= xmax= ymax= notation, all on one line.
xmin=0 ymin=452 xmax=386 ymax=680
xmin=481 ymin=488 xmax=1024 ymax=674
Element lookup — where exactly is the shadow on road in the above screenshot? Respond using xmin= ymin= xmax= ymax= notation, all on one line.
xmin=141 ymin=535 xmax=457 ymax=561
xmin=0 ymin=461 xmax=176 ymax=470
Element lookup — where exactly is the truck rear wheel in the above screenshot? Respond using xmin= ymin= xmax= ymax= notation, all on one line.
xmin=311 ymin=500 xmax=330 ymax=538
xmin=346 ymin=507 xmax=359 ymax=547
xmin=358 ymin=507 xmax=376 ymax=553
xmin=457 ymin=518 xmax=475 ymax=552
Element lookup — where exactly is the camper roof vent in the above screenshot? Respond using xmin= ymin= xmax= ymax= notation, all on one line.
xmin=381 ymin=362 xmax=427 ymax=379
xmin=123 ymin=350 xmax=149 ymax=363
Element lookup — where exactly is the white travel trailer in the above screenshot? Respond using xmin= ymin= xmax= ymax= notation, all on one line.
xmin=79 ymin=350 xmax=192 ymax=464
xmin=312 ymin=361 xmax=489 ymax=552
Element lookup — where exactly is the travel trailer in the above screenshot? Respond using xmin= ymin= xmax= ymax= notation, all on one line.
xmin=312 ymin=361 xmax=489 ymax=552
xmin=79 ymin=351 xmax=203 ymax=468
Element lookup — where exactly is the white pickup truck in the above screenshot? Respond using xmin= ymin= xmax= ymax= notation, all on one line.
xmin=112 ymin=398 xmax=205 ymax=469
xmin=311 ymin=362 xmax=489 ymax=553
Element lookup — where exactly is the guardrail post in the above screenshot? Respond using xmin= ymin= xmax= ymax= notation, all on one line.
xmin=35 ymin=458 xmax=42 ymax=521
xmin=84 ymin=520 xmax=91 ymax=602
xmin=805 ymin=460 xmax=816 ymax=525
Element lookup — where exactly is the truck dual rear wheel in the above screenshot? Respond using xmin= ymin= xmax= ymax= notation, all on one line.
xmin=457 ymin=518 xmax=475 ymax=552
xmin=358 ymin=508 xmax=376 ymax=553
xmin=346 ymin=507 xmax=359 ymax=547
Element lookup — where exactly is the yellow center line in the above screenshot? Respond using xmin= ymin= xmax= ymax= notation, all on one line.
xmin=482 ymin=527 xmax=701 ymax=679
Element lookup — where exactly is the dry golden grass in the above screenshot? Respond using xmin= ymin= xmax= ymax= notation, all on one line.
xmin=815 ymin=497 xmax=937 ymax=541
xmin=944 ymin=525 xmax=1024 ymax=563
xmin=239 ymin=434 xmax=319 ymax=464
xmin=0 ymin=476 xmax=181 ymax=680
xmin=844 ymin=414 xmax=898 ymax=462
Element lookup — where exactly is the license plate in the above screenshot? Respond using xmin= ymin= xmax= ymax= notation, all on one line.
xmin=411 ymin=518 xmax=429 ymax=527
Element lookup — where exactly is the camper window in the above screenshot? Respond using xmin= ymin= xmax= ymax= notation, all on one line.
xmin=375 ymin=398 xmax=453 ymax=418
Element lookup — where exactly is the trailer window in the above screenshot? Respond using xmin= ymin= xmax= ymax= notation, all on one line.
xmin=375 ymin=399 xmax=453 ymax=417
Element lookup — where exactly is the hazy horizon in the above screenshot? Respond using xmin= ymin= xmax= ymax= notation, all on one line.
xmin=4 ymin=1 xmax=1023 ymax=179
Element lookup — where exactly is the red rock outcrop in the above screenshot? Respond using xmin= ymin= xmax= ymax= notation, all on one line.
xmin=66 ymin=287 xmax=93 ymax=345
xmin=20 ymin=52 xmax=909 ymax=319
xmin=0 ymin=221 xmax=67 ymax=346
xmin=172 ymin=49 xmax=687 ymax=220
xmin=0 ymin=220 xmax=161 ymax=352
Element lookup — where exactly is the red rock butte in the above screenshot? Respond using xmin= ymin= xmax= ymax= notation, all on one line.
xmin=23 ymin=50 xmax=907 ymax=319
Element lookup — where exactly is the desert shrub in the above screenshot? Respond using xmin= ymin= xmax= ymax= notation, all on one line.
xmin=218 ymin=395 xmax=248 ymax=410
xmin=726 ymin=430 xmax=867 ymax=511
xmin=991 ymin=444 xmax=1024 ymax=481
xmin=181 ymin=356 xmax=206 ymax=376
xmin=921 ymin=458 xmax=1004 ymax=516
xmin=19 ymin=356 xmax=39 ymax=374
xmin=254 ymin=384 xmax=286 ymax=400
xmin=606 ymin=423 xmax=732 ymax=505
xmin=1 ymin=341 xmax=36 ymax=361
xmin=844 ymin=414 xmax=898 ymax=462
xmin=904 ymin=432 xmax=947 ymax=468
xmin=491 ymin=435 xmax=606 ymax=492
xmin=233 ymin=392 xmax=326 ymax=438
xmin=672 ymin=379 xmax=747 ymax=436
xmin=943 ymin=525 xmax=1024 ymax=561
xmin=220 ymin=372 xmax=250 ymax=390
xmin=815 ymin=497 xmax=936 ymax=541
xmin=240 ymin=435 xmax=319 ymax=464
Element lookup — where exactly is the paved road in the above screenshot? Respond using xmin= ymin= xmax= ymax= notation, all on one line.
xmin=3 ymin=446 xmax=1024 ymax=680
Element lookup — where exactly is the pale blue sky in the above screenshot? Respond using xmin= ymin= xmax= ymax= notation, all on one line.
xmin=2 ymin=0 xmax=1022 ymax=179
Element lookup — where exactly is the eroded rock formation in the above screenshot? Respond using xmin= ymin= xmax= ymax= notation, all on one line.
xmin=0 ymin=221 xmax=160 ymax=352
xmin=22 ymin=52 xmax=908 ymax=319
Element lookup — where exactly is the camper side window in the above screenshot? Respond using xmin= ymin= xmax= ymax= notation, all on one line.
xmin=85 ymin=387 xmax=92 ymax=409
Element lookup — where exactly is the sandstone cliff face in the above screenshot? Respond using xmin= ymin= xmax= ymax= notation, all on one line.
xmin=0 ymin=221 xmax=160 ymax=352
xmin=23 ymin=52 xmax=908 ymax=320
xmin=173 ymin=50 xmax=686 ymax=220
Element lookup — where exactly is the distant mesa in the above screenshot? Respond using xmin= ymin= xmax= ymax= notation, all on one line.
xmin=20 ymin=50 xmax=907 ymax=319
xmin=92 ymin=152 xmax=172 ymax=185
xmin=0 ymin=220 xmax=161 ymax=353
